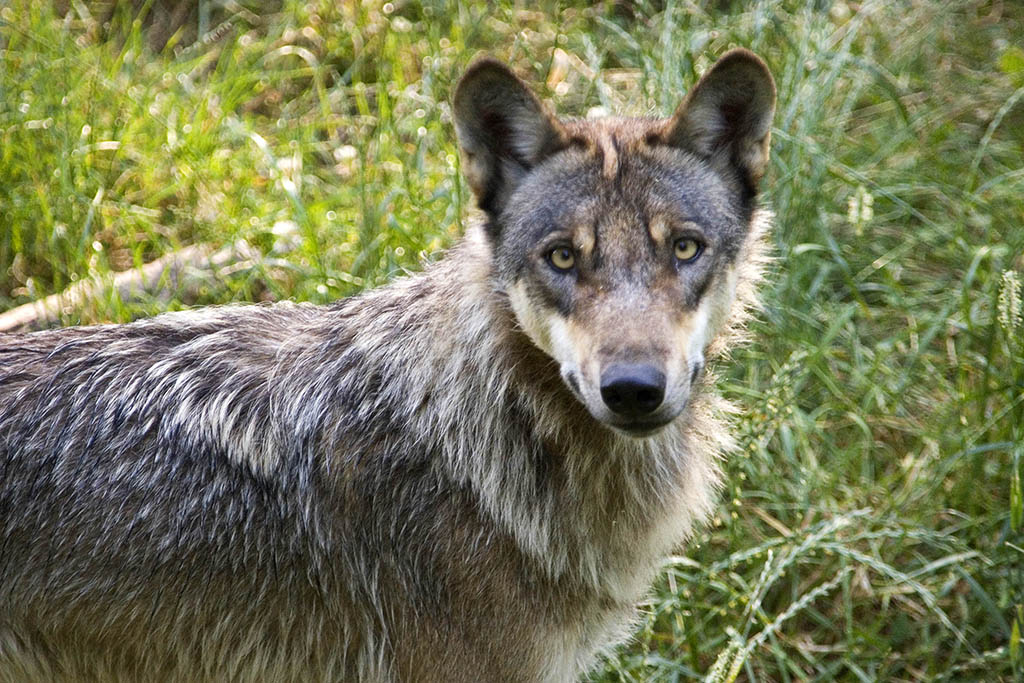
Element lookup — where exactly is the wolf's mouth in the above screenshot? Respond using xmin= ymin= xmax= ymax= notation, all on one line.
xmin=612 ymin=418 xmax=675 ymax=438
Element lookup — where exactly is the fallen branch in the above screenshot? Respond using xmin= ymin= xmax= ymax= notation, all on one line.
xmin=0 ymin=241 xmax=257 ymax=333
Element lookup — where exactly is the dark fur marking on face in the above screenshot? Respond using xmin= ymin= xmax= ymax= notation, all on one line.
xmin=684 ymin=261 xmax=716 ymax=310
xmin=690 ymin=361 xmax=704 ymax=385
xmin=545 ymin=277 xmax=575 ymax=318
xmin=564 ymin=371 xmax=581 ymax=397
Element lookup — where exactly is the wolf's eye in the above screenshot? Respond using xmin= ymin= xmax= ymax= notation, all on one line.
xmin=674 ymin=238 xmax=703 ymax=264
xmin=548 ymin=246 xmax=576 ymax=271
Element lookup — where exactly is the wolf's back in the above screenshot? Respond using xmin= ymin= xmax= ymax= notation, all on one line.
xmin=0 ymin=303 xmax=374 ymax=681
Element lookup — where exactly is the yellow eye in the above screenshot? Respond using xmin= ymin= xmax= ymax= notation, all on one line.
xmin=674 ymin=238 xmax=702 ymax=263
xmin=548 ymin=246 xmax=576 ymax=271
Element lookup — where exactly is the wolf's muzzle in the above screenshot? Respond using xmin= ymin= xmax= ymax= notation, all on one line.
xmin=599 ymin=364 xmax=666 ymax=419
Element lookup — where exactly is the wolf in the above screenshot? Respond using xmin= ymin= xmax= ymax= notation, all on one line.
xmin=0 ymin=49 xmax=775 ymax=682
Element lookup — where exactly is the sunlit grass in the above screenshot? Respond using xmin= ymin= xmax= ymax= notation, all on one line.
xmin=2 ymin=1 xmax=1022 ymax=680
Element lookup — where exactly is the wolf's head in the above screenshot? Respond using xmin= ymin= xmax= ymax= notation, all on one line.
xmin=453 ymin=51 xmax=775 ymax=438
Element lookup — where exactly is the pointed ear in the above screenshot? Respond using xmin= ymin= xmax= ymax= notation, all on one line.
xmin=453 ymin=58 xmax=569 ymax=216
xmin=659 ymin=49 xmax=776 ymax=191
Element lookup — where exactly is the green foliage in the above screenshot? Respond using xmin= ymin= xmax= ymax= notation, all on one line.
xmin=2 ymin=0 xmax=1022 ymax=679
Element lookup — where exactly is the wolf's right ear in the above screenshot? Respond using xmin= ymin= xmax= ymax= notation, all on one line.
xmin=453 ymin=59 xmax=569 ymax=217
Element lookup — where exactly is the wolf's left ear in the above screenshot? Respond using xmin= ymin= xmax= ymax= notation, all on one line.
xmin=659 ymin=49 xmax=776 ymax=191
xmin=453 ymin=58 xmax=569 ymax=216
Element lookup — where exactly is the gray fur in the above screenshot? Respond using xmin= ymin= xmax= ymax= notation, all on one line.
xmin=0 ymin=50 xmax=775 ymax=682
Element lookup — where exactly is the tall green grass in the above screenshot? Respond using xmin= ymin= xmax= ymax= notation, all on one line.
xmin=2 ymin=1 xmax=1022 ymax=679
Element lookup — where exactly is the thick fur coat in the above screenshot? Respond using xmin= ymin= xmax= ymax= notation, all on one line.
xmin=0 ymin=50 xmax=775 ymax=682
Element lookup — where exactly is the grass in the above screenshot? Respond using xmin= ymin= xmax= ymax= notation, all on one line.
xmin=2 ymin=0 xmax=1022 ymax=680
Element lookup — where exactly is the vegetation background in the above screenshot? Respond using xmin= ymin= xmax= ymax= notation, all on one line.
xmin=2 ymin=0 xmax=1022 ymax=679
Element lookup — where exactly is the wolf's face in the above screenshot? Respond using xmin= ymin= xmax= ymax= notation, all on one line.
xmin=496 ymin=140 xmax=746 ymax=436
xmin=454 ymin=51 xmax=775 ymax=437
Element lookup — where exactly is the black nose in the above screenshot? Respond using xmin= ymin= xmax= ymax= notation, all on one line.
xmin=600 ymin=364 xmax=666 ymax=418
